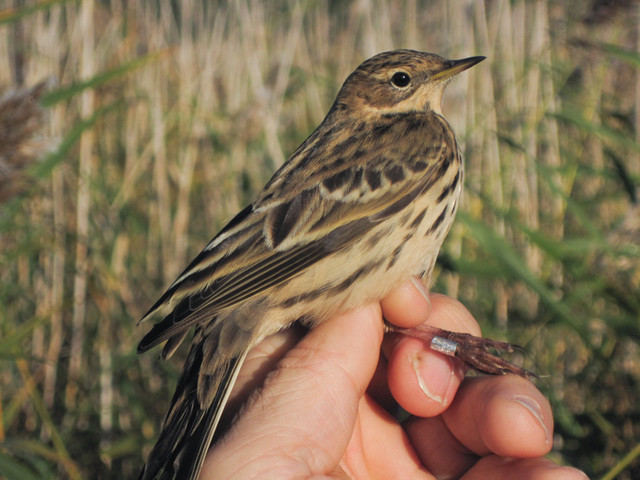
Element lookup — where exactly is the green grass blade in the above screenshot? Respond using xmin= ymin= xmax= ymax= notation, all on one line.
xmin=28 ymin=100 xmax=124 ymax=180
xmin=0 ymin=451 xmax=42 ymax=480
xmin=40 ymin=48 xmax=173 ymax=107
xmin=599 ymin=42 xmax=640 ymax=68
xmin=549 ymin=109 xmax=640 ymax=153
xmin=0 ymin=0 xmax=74 ymax=26
xmin=457 ymin=211 xmax=588 ymax=338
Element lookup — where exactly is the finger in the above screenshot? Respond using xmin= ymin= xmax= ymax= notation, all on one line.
xmin=368 ymin=278 xmax=432 ymax=410
xmin=403 ymin=415 xmax=479 ymax=478
xmin=461 ymin=456 xmax=589 ymax=480
xmin=405 ymin=376 xmax=554 ymax=479
xmin=380 ymin=277 xmax=432 ymax=328
xmin=414 ymin=292 xmax=481 ymax=335
xmin=202 ymin=303 xmax=384 ymax=478
xmin=340 ymin=395 xmax=434 ymax=480
xmin=386 ymin=293 xmax=479 ymax=417
xmin=443 ymin=375 xmax=553 ymax=458
xmin=365 ymin=351 xmax=397 ymax=413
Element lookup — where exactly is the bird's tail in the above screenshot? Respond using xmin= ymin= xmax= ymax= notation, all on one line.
xmin=139 ymin=344 xmax=248 ymax=480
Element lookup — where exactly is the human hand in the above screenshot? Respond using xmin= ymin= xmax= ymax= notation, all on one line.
xmin=201 ymin=279 xmax=587 ymax=479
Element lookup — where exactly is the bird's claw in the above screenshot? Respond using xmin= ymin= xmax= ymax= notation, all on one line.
xmin=390 ymin=324 xmax=536 ymax=379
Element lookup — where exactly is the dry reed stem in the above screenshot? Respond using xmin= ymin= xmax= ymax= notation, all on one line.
xmin=64 ymin=0 xmax=95 ymax=426
xmin=0 ymin=1 xmax=637 ymax=477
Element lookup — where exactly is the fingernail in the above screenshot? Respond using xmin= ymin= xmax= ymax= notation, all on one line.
xmin=512 ymin=395 xmax=550 ymax=444
xmin=410 ymin=277 xmax=431 ymax=306
xmin=411 ymin=351 xmax=454 ymax=406
xmin=569 ymin=469 xmax=590 ymax=479
xmin=549 ymin=466 xmax=590 ymax=479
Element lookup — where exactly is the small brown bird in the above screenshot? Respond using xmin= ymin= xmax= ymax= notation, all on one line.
xmin=138 ymin=49 xmax=523 ymax=480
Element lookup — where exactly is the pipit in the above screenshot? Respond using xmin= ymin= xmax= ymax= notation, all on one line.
xmin=138 ymin=49 xmax=527 ymax=480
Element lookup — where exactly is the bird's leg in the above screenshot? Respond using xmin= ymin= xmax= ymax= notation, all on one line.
xmin=386 ymin=323 xmax=536 ymax=379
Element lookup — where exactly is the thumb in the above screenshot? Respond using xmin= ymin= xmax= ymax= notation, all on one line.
xmin=201 ymin=303 xmax=384 ymax=479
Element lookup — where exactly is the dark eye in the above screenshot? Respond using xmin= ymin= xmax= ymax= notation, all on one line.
xmin=391 ymin=71 xmax=411 ymax=88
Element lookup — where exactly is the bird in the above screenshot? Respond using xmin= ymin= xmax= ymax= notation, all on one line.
xmin=137 ymin=49 xmax=524 ymax=480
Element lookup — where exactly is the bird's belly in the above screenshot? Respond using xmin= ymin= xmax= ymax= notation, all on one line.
xmin=260 ymin=192 xmax=459 ymax=333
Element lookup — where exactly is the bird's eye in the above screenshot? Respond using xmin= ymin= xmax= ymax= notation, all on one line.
xmin=391 ymin=71 xmax=411 ymax=88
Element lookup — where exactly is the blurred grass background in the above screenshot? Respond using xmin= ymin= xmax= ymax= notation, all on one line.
xmin=0 ymin=0 xmax=639 ymax=478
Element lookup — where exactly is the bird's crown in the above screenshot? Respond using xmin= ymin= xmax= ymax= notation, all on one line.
xmin=334 ymin=49 xmax=484 ymax=114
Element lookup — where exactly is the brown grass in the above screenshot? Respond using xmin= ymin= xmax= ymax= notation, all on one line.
xmin=0 ymin=1 xmax=638 ymax=478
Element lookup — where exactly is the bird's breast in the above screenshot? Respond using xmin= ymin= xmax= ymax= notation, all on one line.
xmin=259 ymin=161 xmax=463 ymax=332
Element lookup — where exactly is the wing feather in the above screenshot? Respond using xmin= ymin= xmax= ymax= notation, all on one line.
xmin=138 ymin=111 xmax=454 ymax=353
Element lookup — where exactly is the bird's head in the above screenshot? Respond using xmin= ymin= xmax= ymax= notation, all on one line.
xmin=334 ymin=49 xmax=485 ymax=116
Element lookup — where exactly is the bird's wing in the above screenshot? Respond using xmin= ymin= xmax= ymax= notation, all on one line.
xmin=137 ymin=112 xmax=456 ymax=354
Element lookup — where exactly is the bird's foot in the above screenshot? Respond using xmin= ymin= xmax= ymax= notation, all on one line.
xmin=388 ymin=323 xmax=536 ymax=379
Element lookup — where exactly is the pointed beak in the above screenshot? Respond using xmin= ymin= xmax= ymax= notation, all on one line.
xmin=432 ymin=56 xmax=486 ymax=81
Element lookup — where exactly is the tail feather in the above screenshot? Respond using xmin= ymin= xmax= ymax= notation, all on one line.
xmin=139 ymin=345 xmax=248 ymax=480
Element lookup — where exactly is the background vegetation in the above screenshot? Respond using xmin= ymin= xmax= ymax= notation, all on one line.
xmin=0 ymin=0 xmax=638 ymax=478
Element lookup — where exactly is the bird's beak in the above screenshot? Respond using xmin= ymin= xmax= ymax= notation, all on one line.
xmin=432 ymin=56 xmax=486 ymax=81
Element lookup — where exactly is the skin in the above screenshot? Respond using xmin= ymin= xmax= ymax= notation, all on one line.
xmin=201 ymin=279 xmax=588 ymax=479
